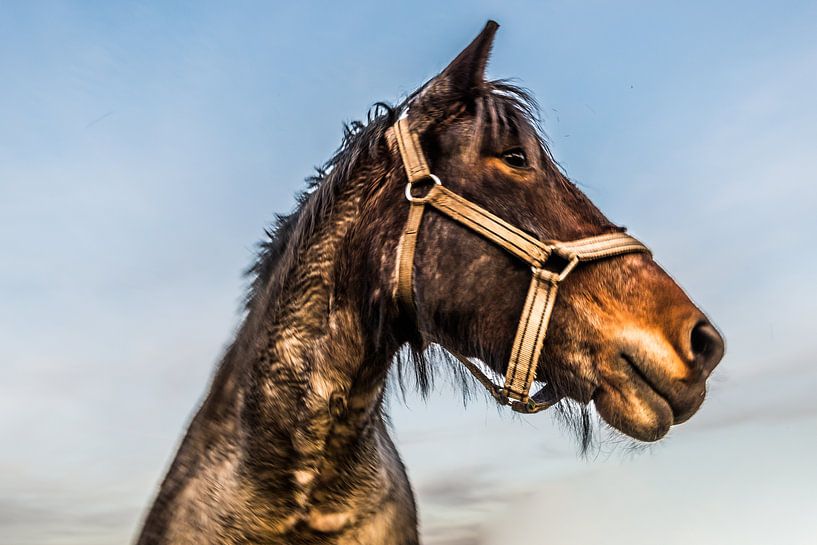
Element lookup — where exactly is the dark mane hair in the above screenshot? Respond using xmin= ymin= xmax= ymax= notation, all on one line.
xmin=243 ymin=79 xmax=597 ymax=452
xmin=245 ymin=80 xmax=566 ymax=308
xmin=244 ymin=100 xmax=398 ymax=312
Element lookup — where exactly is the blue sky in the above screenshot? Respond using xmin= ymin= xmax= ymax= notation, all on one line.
xmin=2 ymin=2 xmax=816 ymax=544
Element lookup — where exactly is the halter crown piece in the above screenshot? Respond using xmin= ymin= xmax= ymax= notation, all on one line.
xmin=388 ymin=116 xmax=651 ymax=414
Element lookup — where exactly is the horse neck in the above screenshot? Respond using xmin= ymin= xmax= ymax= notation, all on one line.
xmin=221 ymin=172 xmax=405 ymax=528
xmin=138 ymin=157 xmax=421 ymax=544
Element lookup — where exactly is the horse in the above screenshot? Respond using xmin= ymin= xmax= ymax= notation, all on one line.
xmin=135 ymin=20 xmax=724 ymax=545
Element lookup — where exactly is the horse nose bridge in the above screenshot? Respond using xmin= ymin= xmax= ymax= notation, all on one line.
xmin=649 ymin=274 xmax=723 ymax=371
xmin=595 ymin=255 xmax=719 ymax=368
xmin=632 ymin=271 xmax=724 ymax=376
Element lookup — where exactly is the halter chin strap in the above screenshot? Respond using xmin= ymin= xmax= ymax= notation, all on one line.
xmin=388 ymin=117 xmax=651 ymax=414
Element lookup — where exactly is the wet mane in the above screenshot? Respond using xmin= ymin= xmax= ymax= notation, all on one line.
xmin=243 ymin=101 xmax=398 ymax=312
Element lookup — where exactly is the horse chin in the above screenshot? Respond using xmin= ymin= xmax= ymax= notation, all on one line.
xmin=588 ymin=352 xmax=683 ymax=442
xmin=589 ymin=347 xmax=711 ymax=441
xmin=593 ymin=382 xmax=673 ymax=442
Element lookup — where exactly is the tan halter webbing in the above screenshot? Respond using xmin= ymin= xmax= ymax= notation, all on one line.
xmin=388 ymin=116 xmax=651 ymax=414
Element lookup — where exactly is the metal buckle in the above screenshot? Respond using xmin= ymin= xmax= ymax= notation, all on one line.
xmin=532 ymin=252 xmax=580 ymax=284
xmin=405 ymin=174 xmax=441 ymax=203
xmin=555 ymin=253 xmax=580 ymax=282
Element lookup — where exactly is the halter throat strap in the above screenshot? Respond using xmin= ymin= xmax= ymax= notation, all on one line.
xmin=388 ymin=117 xmax=650 ymax=414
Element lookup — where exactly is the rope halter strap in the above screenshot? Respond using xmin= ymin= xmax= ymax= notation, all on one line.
xmin=388 ymin=116 xmax=651 ymax=414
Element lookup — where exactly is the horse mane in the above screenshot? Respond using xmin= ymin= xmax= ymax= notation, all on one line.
xmin=243 ymin=79 xmax=597 ymax=451
xmin=244 ymin=101 xmax=398 ymax=312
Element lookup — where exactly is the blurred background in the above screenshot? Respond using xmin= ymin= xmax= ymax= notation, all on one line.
xmin=2 ymin=1 xmax=816 ymax=544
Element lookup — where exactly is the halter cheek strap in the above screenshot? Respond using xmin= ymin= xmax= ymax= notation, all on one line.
xmin=388 ymin=117 xmax=651 ymax=414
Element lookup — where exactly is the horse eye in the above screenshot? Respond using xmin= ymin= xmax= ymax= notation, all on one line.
xmin=501 ymin=148 xmax=529 ymax=169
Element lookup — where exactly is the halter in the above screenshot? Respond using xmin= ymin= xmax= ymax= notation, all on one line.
xmin=388 ymin=116 xmax=651 ymax=414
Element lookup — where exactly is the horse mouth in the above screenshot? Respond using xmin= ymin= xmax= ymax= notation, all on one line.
xmin=625 ymin=352 xmax=707 ymax=424
xmin=592 ymin=351 xmax=705 ymax=442
xmin=621 ymin=353 xmax=674 ymax=413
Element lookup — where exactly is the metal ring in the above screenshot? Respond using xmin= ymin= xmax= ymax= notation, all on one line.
xmin=557 ymin=255 xmax=581 ymax=282
xmin=405 ymin=174 xmax=442 ymax=203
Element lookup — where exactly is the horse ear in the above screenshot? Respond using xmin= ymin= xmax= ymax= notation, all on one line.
xmin=438 ymin=20 xmax=498 ymax=94
xmin=411 ymin=20 xmax=499 ymax=122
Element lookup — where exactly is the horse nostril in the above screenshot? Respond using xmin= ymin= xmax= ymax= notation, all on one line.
xmin=689 ymin=321 xmax=725 ymax=375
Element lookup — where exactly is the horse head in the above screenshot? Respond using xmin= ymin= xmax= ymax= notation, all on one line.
xmin=362 ymin=22 xmax=724 ymax=442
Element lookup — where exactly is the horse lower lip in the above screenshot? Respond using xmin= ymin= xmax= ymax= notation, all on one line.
xmin=621 ymin=354 xmax=673 ymax=409
xmin=620 ymin=354 xmax=700 ymax=423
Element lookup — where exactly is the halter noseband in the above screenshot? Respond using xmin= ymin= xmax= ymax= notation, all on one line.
xmin=388 ymin=116 xmax=651 ymax=414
